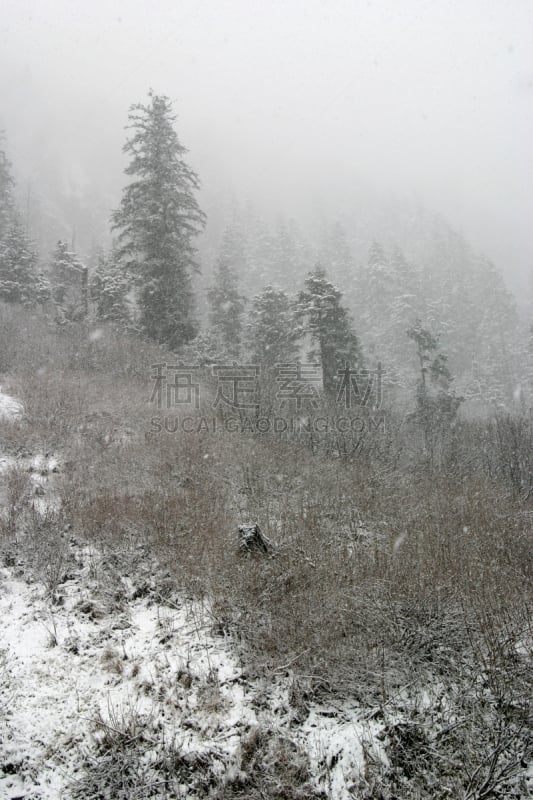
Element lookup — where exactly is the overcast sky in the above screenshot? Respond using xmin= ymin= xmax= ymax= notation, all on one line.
xmin=1 ymin=0 xmax=532 ymax=290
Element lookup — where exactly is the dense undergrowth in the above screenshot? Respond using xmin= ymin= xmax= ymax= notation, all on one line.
xmin=1 ymin=303 xmax=532 ymax=798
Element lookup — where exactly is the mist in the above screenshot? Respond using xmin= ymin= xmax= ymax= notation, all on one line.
xmin=1 ymin=0 xmax=532 ymax=293
xmin=2 ymin=4 xmax=533 ymax=795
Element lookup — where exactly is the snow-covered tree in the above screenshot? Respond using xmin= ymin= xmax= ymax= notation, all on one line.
xmin=178 ymin=328 xmax=230 ymax=366
xmin=90 ymin=249 xmax=130 ymax=325
xmin=469 ymin=256 xmax=519 ymax=405
xmin=34 ymin=268 xmax=52 ymax=305
xmin=247 ymin=285 xmax=301 ymax=368
xmin=296 ymin=269 xmax=362 ymax=395
xmin=112 ymin=91 xmax=206 ymax=349
xmin=357 ymin=241 xmax=394 ymax=362
xmin=387 ymin=246 xmax=422 ymax=383
xmin=0 ymin=134 xmax=16 ymax=240
xmin=407 ymin=319 xmax=462 ymax=461
xmin=207 ymin=228 xmax=247 ymax=358
xmin=0 ymin=219 xmax=40 ymax=305
xmin=0 ymin=138 xmax=44 ymax=307
xmin=50 ymin=240 xmax=88 ymax=322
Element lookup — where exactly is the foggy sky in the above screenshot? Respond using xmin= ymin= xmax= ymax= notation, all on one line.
xmin=1 ymin=0 xmax=532 ymax=292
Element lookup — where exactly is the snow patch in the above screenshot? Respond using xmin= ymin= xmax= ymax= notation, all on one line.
xmin=0 ymin=387 xmax=23 ymax=420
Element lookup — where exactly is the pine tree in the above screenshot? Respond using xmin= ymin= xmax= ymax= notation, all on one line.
xmin=0 ymin=134 xmax=16 ymax=240
xmin=34 ymin=269 xmax=51 ymax=305
xmin=0 ymin=218 xmax=40 ymax=305
xmin=90 ymin=249 xmax=130 ymax=325
xmin=247 ymin=285 xmax=301 ymax=368
xmin=179 ymin=328 xmax=229 ymax=366
xmin=358 ymin=241 xmax=394 ymax=361
xmin=112 ymin=91 xmax=206 ymax=349
xmin=407 ymin=319 xmax=462 ymax=462
xmin=296 ymin=269 xmax=362 ymax=395
xmin=418 ymin=221 xmax=478 ymax=377
xmin=0 ymin=134 xmax=44 ymax=307
xmin=388 ymin=246 xmax=422 ymax=383
xmin=470 ymin=256 xmax=519 ymax=405
xmin=390 ymin=246 xmax=419 ymax=312
xmin=50 ymin=240 xmax=88 ymax=322
xmin=207 ymin=228 xmax=246 ymax=358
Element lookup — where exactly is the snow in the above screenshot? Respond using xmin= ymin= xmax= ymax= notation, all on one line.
xmin=0 ymin=449 xmax=60 ymax=514
xmin=2 ymin=383 xmax=528 ymax=797
xmin=0 ymin=387 xmax=381 ymax=799
xmin=0 ymin=546 xmax=382 ymax=798
xmin=299 ymin=705 xmax=384 ymax=800
xmin=0 ymin=560 xmax=255 ymax=798
xmin=0 ymin=386 xmax=22 ymax=420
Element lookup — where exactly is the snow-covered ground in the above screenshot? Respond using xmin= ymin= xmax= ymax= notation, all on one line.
xmin=0 ymin=386 xmax=22 ymax=421
xmin=0 ymin=386 xmax=380 ymax=799
xmin=0 ymin=554 xmax=253 ymax=798
xmin=4 ymin=382 xmax=528 ymax=798
xmin=0 ymin=545 xmax=378 ymax=799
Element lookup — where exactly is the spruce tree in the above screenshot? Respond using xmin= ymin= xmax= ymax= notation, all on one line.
xmin=112 ymin=91 xmax=206 ymax=349
xmin=0 ymin=136 xmax=43 ymax=307
xmin=50 ymin=240 xmax=88 ymax=321
xmin=0 ymin=219 xmax=40 ymax=305
xmin=388 ymin=246 xmax=421 ymax=383
xmin=34 ymin=269 xmax=51 ymax=305
xmin=471 ymin=256 xmax=518 ymax=405
xmin=296 ymin=269 xmax=362 ymax=395
xmin=90 ymin=249 xmax=130 ymax=325
xmin=207 ymin=228 xmax=246 ymax=358
xmin=358 ymin=241 xmax=394 ymax=361
xmin=0 ymin=134 xmax=16 ymax=240
xmin=247 ymin=285 xmax=301 ymax=368
xmin=407 ymin=319 xmax=462 ymax=461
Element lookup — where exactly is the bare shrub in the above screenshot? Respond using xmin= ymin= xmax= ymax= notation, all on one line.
xmin=4 ymin=307 xmax=530 ymax=796
xmin=0 ymin=465 xmax=32 ymax=541
xmin=71 ymin=703 xmax=220 ymax=799
xmin=22 ymin=510 xmax=72 ymax=599
xmin=215 ymin=726 xmax=320 ymax=799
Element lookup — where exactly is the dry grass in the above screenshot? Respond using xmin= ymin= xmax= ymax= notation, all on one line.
xmin=1 ymin=305 xmax=532 ymax=797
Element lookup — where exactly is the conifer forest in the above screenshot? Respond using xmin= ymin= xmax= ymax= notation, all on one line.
xmin=0 ymin=3 xmax=532 ymax=798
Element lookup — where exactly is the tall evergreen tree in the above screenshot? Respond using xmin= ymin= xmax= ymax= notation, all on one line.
xmin=0 ymin=134 xmax=16 ymax=240
xmin=296 ymin=269 xmax=362 ymax=395
xmin=470 ymin=256 xmax=519 ymax=405
xmin=50 ymin=240 xmax=88 ymax=322
xmin=207 ymin=228 xmax=246 ymax=358
xmin=247 ymin=285 xmax=301 ymax=368
xmin=0 ymin=134 xmax=44 ymax=307
xmin=34 ymin=268 xmax=52 ymax=305
xmin=388 ymin=245 xmax=422 ymax=383
xmin=0 ymin=219 xmax=40 ymax=305
xmin=112 ymin=91 xmax=206 ymax=349
xmin=407 ymin=319 xmax=462 ymax=461
xmin=357 ymin=241 xmax=394 ymax=360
